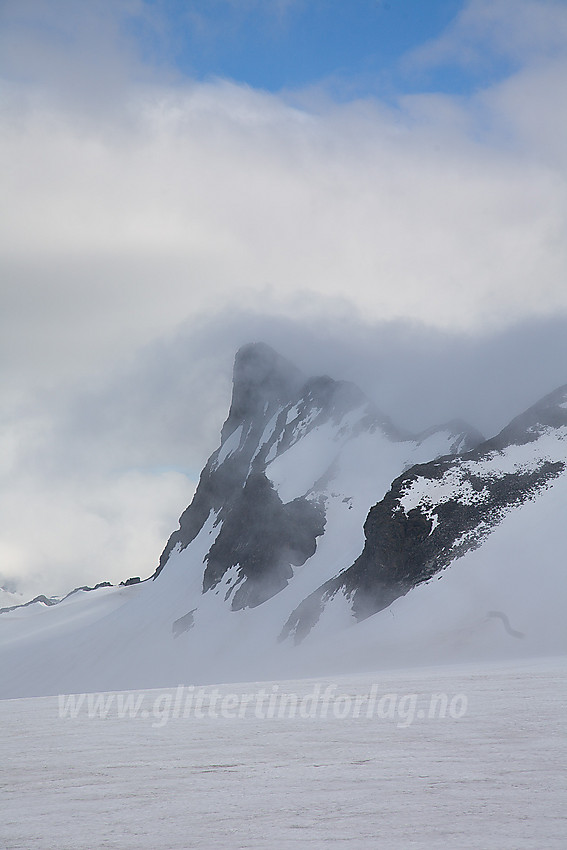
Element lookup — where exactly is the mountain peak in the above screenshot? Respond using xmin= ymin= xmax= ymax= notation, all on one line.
xmin=221 ymin=343 xmax=304 ymax=441
xmin=487 ymin=382 xmax=567 ymax=450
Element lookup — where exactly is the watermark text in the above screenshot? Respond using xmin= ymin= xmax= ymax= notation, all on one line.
xmin=58 ymin=684 xmax=468 ymax=728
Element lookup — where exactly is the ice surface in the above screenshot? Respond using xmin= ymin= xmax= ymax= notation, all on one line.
xmin=251 ymin=411 xmax=281 ymax=462
xmin=216 ymin=424 xmax=243 ymax=466
xmin=1 ymin=659 xmax=565 ymax=850
xmin=266 ymin=422 xmax=345 ymax=502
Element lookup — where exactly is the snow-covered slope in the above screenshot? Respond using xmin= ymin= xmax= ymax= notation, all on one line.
xmin=0 ymin=345 xmax=565 ymax=699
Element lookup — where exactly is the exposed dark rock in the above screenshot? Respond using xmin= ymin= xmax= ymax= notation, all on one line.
xmin=204 ymin=472 xmax=325 ymax=609
xmin=65 ymin=581 xmax=113 ymax=598
xmin=0 ymin=581 xmax=115 ymax=614
xmin=0 ymin=594 xmax=61 ymax=615
xmin=172 ymin=609 xmax=196 ymax=638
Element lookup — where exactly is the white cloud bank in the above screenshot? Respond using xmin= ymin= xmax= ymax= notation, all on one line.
xmin=0 ymin=0 xmax=566 ymax=596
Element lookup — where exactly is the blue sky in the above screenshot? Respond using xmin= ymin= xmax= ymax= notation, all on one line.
xmin=130 ymin=0 xmax=506 ymax=96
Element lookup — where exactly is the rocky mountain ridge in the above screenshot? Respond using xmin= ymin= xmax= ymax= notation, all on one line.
xmin=281 ymin=383 xmax=567 ymax=643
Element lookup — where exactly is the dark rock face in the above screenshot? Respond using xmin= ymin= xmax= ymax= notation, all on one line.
xmin=204 ymin=473 xmax=325 ymax=609
xmin=172 ymin=609 xmax=196 ymax=638
xmin=0 ymin=594 xmax=61 ymax=615
xmin=281 ymin=386 xmax=567 ymax=643
xmin=0 ymin=582 xmax=115 ymax=614
xmin=344 ymin=459 xmax=564 ymax=619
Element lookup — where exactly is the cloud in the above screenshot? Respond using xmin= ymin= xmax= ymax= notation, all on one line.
xmin=0 ymin=464 xmax=193 ymax=600
xmin=2 ymin=72 xmax=566 ymax=400
xmin=408 ymin=0 xmax=567 ymax=71
xmin=1 ymin=0 xmax=567 ymax=597
xmin=0 ymin=1 xmax=156 ymax=105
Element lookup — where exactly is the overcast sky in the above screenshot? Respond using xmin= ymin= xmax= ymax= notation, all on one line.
xmin=1 ymin=0 xmax=567 ymax=600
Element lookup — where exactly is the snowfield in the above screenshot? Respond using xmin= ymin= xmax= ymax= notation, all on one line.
xmin=1 ymin=658 xmax=565 ymax=849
